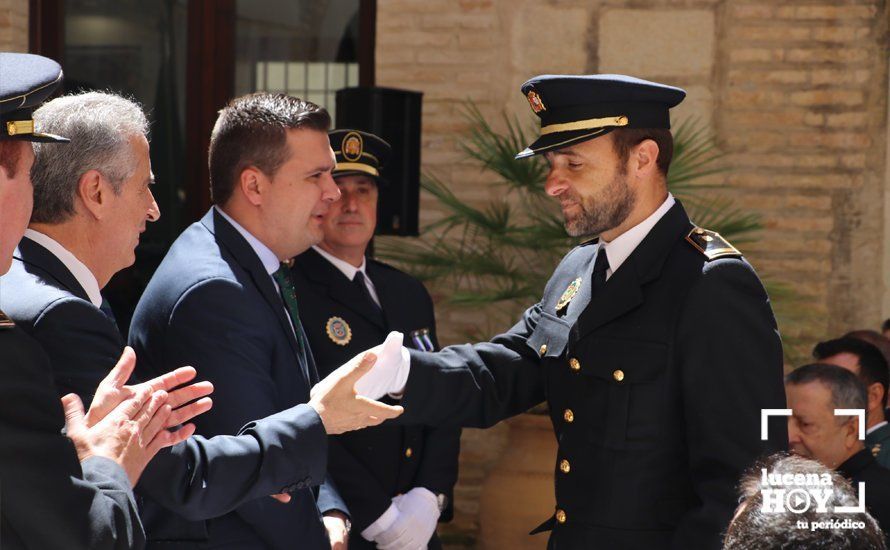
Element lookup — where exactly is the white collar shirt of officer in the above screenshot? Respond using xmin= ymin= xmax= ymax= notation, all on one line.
xmin=599 ymin=192 xmax=675 ymax=280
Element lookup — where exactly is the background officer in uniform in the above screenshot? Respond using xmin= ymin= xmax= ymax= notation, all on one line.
xmin=0 ymin=52 xmax=201 ymax=550
xmin=290 ymin=129 xmax=461 ymax=549
xmin=813 ymin=337 xmax=890 ymax=468
xmin=353 ymin=75 xmax=788 ymax=549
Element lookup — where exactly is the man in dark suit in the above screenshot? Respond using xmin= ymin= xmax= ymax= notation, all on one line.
xmin=0 ymin=91 xmax=400 ymax=548
xmin=0 ymin=52 xmax=201 ymax=550
xmin=290 ymin=130 xmax=461 ymax=549
xmin=786 ymin=363 xmax=890 ymax=543
xmin=130 ymin=93 xmax=403 ymax=549
xmin=353 ymin=75 xmax=788 ymax=549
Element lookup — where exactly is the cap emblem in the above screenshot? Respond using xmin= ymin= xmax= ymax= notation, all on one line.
xmin=342 ymin=132 xmax=364 ymax=162
xmin=527 ymin=90 xmax=546 ymax=113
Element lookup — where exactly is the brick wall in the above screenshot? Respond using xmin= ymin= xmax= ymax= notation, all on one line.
xmin=0 ymin=0 xmax=27 ymax=52
xmin=376 ymin=0 xmax=889 ymax=546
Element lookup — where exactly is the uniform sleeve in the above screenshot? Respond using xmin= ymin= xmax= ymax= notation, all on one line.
xmin=324 ymin=438 xmax=393 ymax=531
xmin=400 ymin=302 xmax=546 ymax=429
xmin=0 ymin=331 xmax=144 ymax=550
xmin=411 ymin=288 xmax=461 ymax=520
xmin=159 ymin=279 xmax=329 ymax=543
xmin=671 ymin=258 xmax=788 ymax=549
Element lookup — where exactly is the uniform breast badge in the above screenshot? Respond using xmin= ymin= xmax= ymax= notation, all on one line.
xmin=325 ymin=316 xmax=352 ymax=346
xmin=556 ymin=277 xmax=582 ymax=316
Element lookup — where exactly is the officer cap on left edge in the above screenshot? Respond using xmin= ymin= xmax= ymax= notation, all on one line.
xmin=516 ymin=74 xmax=685 ymax=159
xmin=330 ymin=129 xmax=391 ymax=185
xmin=0 ymin=53 xmax=69 ymax=143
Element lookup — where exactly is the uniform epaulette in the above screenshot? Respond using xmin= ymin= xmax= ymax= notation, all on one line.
xmin=685 ymin=227 xmax=741 ymax=260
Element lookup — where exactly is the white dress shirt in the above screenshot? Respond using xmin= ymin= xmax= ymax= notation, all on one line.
xmin=214 ymin=207 xmax=298 ymax=336
xmin=23 ymin=228 xmax=103 ymax=307
xmin=867 ymin=420 xmax=888 ymax=437
xmin=600 ymin=193 xmax=676 ymax=280
xmin=312 ymin=245 xmax=381 ymax=307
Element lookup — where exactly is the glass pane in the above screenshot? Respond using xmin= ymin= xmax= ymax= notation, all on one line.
xmin=62 ymin=0 xmax=188 ymax=334
xmin=234 ymin=0 xmax=360 ymax=112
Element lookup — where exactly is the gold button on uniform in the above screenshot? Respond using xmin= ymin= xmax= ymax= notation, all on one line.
xmin=405 ymin=447 xmax=413 ymax=458
xmin=559 ymin=459 xmax=571 ymax=473
xmin=613 ymin=369 xmax=625 ymax=382
xmin=569 ymin=358 xmax=581 ymax=371
xmin=563 ymin=409 xmax=574 ymax=423
xmin=556 ymin=509 xmax=566 ymax=523
xmin=539 ymin=344 xmax=547 ymax=355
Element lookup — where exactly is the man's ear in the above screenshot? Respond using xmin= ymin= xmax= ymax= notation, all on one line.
xmin=632 ymin=139 xmax=660 ymax=178
xmin=239 ymin=167 xmax=265 ymax=207
xmin=77 ymin=169 xmax=107 ymax=220
xmin=867 ymin=382 xmax=886 ymax=419
xmin=844 ymin=416 xmax=862 ymax=449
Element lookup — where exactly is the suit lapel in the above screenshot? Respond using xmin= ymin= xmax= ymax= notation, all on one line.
xmin=575 ymin=201 xmax=692 ymax=340
xmin=203 ymin=210 xmax=310 ymax=381
xmin=15 ymin=236 xmax=92 ymax=302
xmin=295 ymin=249 xmax=387 ymax=330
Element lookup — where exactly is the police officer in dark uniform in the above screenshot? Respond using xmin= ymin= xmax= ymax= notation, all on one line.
xmin=0 ymin=52 xmax=146 ymax=550
xmin=354 ymin=75 xmax=788 ymax=549
xmin=290 ymin=130 xmax=461 ymax=549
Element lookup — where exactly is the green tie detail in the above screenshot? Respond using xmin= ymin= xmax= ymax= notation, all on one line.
xmin=273 ymin=263 xmax=306 ymax=354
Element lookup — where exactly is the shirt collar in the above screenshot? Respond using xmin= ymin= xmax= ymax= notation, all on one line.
xmin=601 ymin=193 xmax=675 ymax=279
xmin=867 ymin=420 xmax=888 ymax=436
xmin=312 ymin=245 xmax=367 ymax=281
xmin=214 ymin=206 xmax=281 ymax=276
xmin=23 ymin=228 xmax=103 ymax=308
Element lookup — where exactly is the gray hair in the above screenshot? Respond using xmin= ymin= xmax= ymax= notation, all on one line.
xmin=31 ymin=92 xmax=149 ymax=223
xmin=786 ymin=363 xmax=868 ymax=425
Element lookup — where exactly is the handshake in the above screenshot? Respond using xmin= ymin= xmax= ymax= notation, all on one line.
xmin=308 ymin=331 xmax=412 ymax=435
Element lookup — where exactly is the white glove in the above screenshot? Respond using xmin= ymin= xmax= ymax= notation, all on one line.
xmin=353 ymin=331 xmax=411 ymax=400
xmin=374 ymin=487 xmax=440 ymax=550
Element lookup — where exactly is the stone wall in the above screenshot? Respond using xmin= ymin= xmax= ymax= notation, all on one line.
xmin=0 ymin=0 xmax=27 ymax=52
xmin=376 ymin=0 xmax=889 ymax=546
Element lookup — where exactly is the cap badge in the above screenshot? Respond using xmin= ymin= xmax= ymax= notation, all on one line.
xmin=527 ymin=90 xmax=546 ymax=113
xmin=342 ymin=132 xmax=364 ymax=162
xmin=556 ymin=277 xmax=582 ymax=314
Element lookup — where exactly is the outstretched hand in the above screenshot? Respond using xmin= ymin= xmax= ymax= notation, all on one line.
xmin=309 ymin=351 xmax=403 ymax=435
xmin=85 ymin=346 xmax=213 ymax=430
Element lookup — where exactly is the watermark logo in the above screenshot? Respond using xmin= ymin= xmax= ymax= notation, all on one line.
xmin=759 ymin=408 xmax=867 ymax=531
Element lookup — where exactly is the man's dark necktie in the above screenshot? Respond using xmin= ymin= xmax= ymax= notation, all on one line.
xmin=353 ymin=271 xmax=385 ymax=325
xmin=272 ymin=264 xmax=306 ymax=355
xmin=592 ymin=246 xmax=610 ymax=296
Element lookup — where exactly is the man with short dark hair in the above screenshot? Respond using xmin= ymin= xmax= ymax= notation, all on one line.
xmin=786 ymin=363 xmax=890 ymax=540
xmin=814 ymin=337 xmax=890 ymax=468
xmin=130 ymin=93 xmax=404 ymax=549
xmin=1 ymin=91 xmax=404 ymax=549
xmin=723 ymin=453 xmax=886 ymax=550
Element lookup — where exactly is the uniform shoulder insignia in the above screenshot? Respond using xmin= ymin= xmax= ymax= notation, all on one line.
xmin=685 ymin=227 xmax=741 ymax=260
